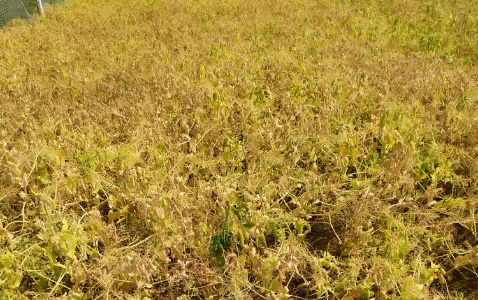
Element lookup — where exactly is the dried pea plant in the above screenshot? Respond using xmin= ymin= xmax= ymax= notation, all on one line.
xmin=0 ymin=0 xmax=477 ymax=299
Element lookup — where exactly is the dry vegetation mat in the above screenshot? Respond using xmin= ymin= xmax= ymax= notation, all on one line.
xmin=1 ymin=0 xmax=478 ymax=299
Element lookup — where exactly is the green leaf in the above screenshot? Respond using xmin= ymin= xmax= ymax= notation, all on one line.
xmin=243 ymin=220 xmax=255 ymax=229
xmin=1 ymin=270 xmax=23 ymax=288
xmin=0 ymin=253 xmax=15 ymax=271
xmin=232 ymin=199 xmax=247 ymax=221
xmin=295 ymin=219 xmax=311 ymax=243
xmin=209 ymin=228 xmax=232 ymax=267
xmin=60 ymin=232 xmax=78 ymax=259
xmin=215 ymin=256 xmax=225 ymax=267
xmin=266 ymin=222 xmax=286 ymax=243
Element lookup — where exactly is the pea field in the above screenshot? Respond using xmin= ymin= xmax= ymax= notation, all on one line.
xmin=0 ymin=0 xmax=477 ymax=299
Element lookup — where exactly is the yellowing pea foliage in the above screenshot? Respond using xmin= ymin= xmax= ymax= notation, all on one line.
xmin=0 ymin=0 xmax=478 ymax=299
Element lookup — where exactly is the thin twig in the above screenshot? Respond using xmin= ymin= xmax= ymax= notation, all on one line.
xmin=328 ymin=214 xmax=342 ymax=245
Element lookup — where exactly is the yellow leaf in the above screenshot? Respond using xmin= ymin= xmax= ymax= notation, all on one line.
xmin=454 ymin=254 xmax=470 ymax=268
